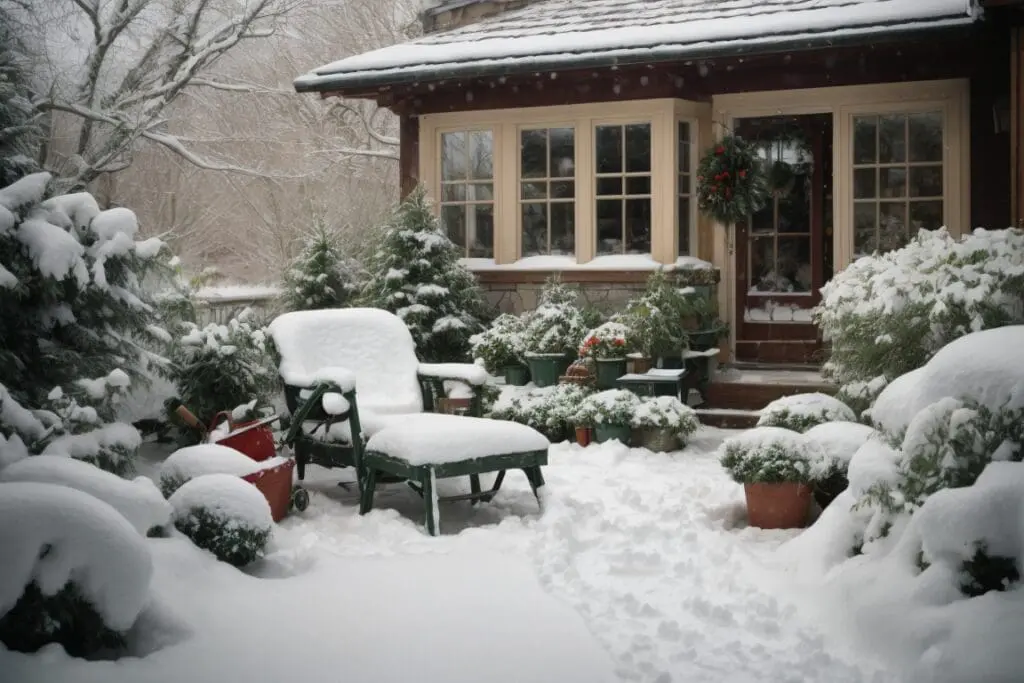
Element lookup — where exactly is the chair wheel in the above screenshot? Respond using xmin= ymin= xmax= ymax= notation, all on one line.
xmin=291 ymin=487 xmax=310 ymax=512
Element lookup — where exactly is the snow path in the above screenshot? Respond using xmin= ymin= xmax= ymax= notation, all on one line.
xmin=3 ymin=429 xmax=896 ymax=683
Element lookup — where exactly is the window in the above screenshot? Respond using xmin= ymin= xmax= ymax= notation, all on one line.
xmin=440 ymin=130 xmax=494 ymax=258
xmin=595 ymin=123 xmax=652 ymax=255
xmin=852 ymin=112 xmax=943 ymax=256
xmin=520 ymin=127 xmax=575 ymax=256
xmin=677 ymin=121 xmax=692 ymax=256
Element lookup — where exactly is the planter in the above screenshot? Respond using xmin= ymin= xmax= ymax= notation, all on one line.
xmin=688 ymin=327 xmax=726 ymax=351
xmin=526 ymin=353 xmax=573 ymax=388
xmin=574 ymin=426 xmax=593 ymax=447
xmin=594 ymin=422 xmax=632 ymax=445
xmin=503 ymin=364 xmax=531 ymax=386
xmin=636 ymin=427 xmax=681 ymax=453
xmin=630 ymin=356 xmax=654 ymax=374
xmin=743 ymin=482 xmax=813 ymax=529
xmin=657 ymin=352 xmax=685 ymax=370
xmin=594 ymin=357 xmax=628 ymax=389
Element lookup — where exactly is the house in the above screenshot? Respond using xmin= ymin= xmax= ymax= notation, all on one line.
xmin=295 ymin=0 xmax=1021 ymax=367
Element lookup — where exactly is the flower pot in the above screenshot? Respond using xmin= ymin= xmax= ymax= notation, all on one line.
xmin=689 ymin=327 xmax=725 ymax=351
xmin=503 ymin=364 xmax=531 ymax=386
xmin=630 ymin=356 xmax=654 ymax=374
xmin=594 ymin=357 xmax=628 ymax=389
xmin=657 ymin=352 xmax=685 ymax=370
xmin=574 ymin=426 xmax=592 ymax=447
xmin=526 ymin=353 xmax=572 ymax=388
xmin=594 ymin=422 xmax=632 ymax=445
xmin=636 ymin=427 xmax=681 ymax=453
xmin=743 ymin=482 xmax=813 ymax=529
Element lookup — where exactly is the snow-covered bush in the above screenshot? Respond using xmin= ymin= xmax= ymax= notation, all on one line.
xmin=489 ymin=383 xmax=592 ymax=441
xmin=619 ymin=270 xmax=696 ymax=357
xmin=0 ymin=482 xmax=153 ymax=657
xmin=169 ymin=474 xmax=273 ymax=567
xmin=521 ymin=278 xmax=587 ymax=356
xmin=816 ymin=228 xmax=1024 ymax=402
xmin=281 ymin=222 xmax=360 ymax=312
xmin=631 ymin=396 xmax=700 ymax=442
xmin=470 ymin=313 xmax=526 ymax=374
xmin=161 ymin=309 xmax=276 ymax=441
xmin=361 ymin=186 xmax=493 ymax=362
xmin=572 ymin=389 xmax=642 ymax=427
xmin=578 ymin=321 xmax=632 ymax=359
xmin=0 ymin=455 xmax=171 ymax=536
xmin=756 ymin=392 xmax=856 ymax=433
xmin=802 ymin=421 xmax=876 ymax=507
xmin=719 ymin=427 xmax=831 ymax=485
xmin=158 ymin=443 xmax=264 ymax=497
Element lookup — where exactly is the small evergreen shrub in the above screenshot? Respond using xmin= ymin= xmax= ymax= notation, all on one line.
xmin=631 ymin=396 xmax=700 ymax=444
xmin=521 ymin=278 xmax=587 ymax=356
xmin=469 ymin=313 xmax=526 ymax=374
xmin=720 ymin=427 xmax=831 ymax=485
xmin=578 ymin=321 xmax=632 ymax=360
xmin=489 ymin=383 xmax=592 ymax=441
xmin=281 ymin=222 xmax=360 ymax=312
xmin=757 ymin=392 xmax=857 ymax=433
xmin=158 ymin=444 xmax=262 ymax=498
xmin=169 ymin=474 xmax=273 ymax=567
xmin=572 ymin=389 xmax=642 ymax=428
xmin=0 ymin=582 xmax=125 ymax=658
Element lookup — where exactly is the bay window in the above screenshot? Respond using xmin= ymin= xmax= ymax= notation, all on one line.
xmin=439 ymin=129 xmax=495 ymax=258
xmin=520 ymin=127 xmax=576 ymax=256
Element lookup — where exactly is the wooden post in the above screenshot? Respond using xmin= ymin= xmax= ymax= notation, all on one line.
xmin=399 ymin=111 xmax=420 ymax=199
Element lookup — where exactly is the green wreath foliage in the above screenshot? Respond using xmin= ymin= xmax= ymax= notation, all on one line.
xmin=696 ymin=135 xmax=769 ymax=225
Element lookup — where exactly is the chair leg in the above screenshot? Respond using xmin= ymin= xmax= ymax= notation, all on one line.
xmin=523 ymin=467 xmax=545 ymax=505
xmin=469 ymin=474 xmax=481 ymax=505
xmin=422 ymin=468 xmax=439 ymax=537
xmin=359 ymin=468 xmax=377 ymax=515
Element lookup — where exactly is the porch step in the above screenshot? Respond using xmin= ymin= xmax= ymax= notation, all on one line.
xmin=696 ymin=408 xmax=761 ymax=430
xmin=701 ymin=365 xmax=837 ymax=412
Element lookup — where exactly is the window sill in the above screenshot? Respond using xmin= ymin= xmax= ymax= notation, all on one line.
xmin=462 ymin=255 xmax=716 ymax=285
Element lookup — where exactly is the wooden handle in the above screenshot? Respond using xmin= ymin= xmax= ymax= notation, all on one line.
xmin=174 ymin=405 xmax=206 ymax=432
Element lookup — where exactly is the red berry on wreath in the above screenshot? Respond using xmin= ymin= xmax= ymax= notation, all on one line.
xmin=715 ymin=146 xmax=724 ymax=155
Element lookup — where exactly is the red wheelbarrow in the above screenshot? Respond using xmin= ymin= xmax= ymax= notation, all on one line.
xmin=175 ymin=406 xmax=309 ymax=521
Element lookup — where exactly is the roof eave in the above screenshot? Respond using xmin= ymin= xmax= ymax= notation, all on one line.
xmin=293 ymin=21 xmax=978 ymax=97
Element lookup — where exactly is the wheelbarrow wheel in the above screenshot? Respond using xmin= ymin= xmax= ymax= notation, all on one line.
xmin=291 ymin=487 xmax=310 ymax=512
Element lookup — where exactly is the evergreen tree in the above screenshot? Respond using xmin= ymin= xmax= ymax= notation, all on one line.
xmin=362 ymin=186 xmax=493 ymax=362
xmin=0 ymin=20 xmax=40 ymax=186
xmin=281 ymin=222 xmax=359 ymax=311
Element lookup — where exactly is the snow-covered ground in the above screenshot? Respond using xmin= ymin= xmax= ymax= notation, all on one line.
xmin=2 ymin=430 xmax=897 ymax=683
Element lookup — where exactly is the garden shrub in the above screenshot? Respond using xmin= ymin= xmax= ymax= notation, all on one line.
xmin=489 ymin=383 xmax=592 ymax=441
xmin=521 ymin=278 xmax=587 ymax=356
xmin=757 ymin=392 xmax=856 ymax=433
xmin=169 ymin=473 xmax=273 ymax=567
xmin=631 ymin=396 xmax=700 ymax=444
xmin=469 ymin=313 xmax=526 ymax=374
xmin=281 ymin=221 xmax=360 ymax=312
xmin=719 ymin=427 xmax=831 ymax=485
xmin=572 ymin=389 xmax=642 ymax=428
xmin=158 ymin=443 xmax=264 ymax=498
xmin=802 ymin=421 xmax=876 ymax=508
xmin=0 ymin=582 xmax=126 ymax=657
xmin=619 ymin=270 xmax=689 ymax=358
xmin=816 ymin=228 xmax=1024 ymax=403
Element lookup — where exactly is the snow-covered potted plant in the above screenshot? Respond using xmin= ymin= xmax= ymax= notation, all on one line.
xmin=719 ymin=427 xmax=830 ymax=529
xmin=621 ymin=271 xmax=688 ymax=369
xmin=521 ymin=279 xmax=586 ymax=387
xmin=573 ymin=389 xmax=642 ymax=445
xmin=756 ymin=392 xmax=857 ymax=433
xmin=631 ymin=396 xmax=700 ymax=452
xmin=579 ymin=321 xmax=633 ymax=389
xmin=470 ymin=313 xmax=529 ymax=385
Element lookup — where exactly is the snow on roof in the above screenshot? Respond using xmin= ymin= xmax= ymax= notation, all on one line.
xmin=296 ymin=0 xmax=979 ymax=93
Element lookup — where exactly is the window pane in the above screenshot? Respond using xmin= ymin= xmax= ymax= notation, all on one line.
xmin=626 ymin=176 xmax=651 ymax=195
xmin=751 ymin=203 xmax=774 ymax=235
xmin=550 ymin=128 xmax=575 ymax=178
xmin=521 ymin=182 xmax=546 ymax=200
xmin=469 ymin=183 xmax=493 ymax=201
xmin=749 ymin=237 xmax=778 ymax=292
xmin=550 ymin=202 xmax=575 ymax=255
xmin=596 ymin=199 xmax=622 ymax=255
xmin=879 ymin=202 xmax=908 ymax=252
xmin=625 ymin=199 xmax=651 ymax=253
xmin=521 ymin=203 xmax=547 ymax=257
xmin=879 ymin=167 xmax=907 ymax=198
xmin=626 ymin=124 xmax=652 ymax=173
xmin=910 ymin=200 xmax=943 ymax=232
xmin=853 ymin=168 xmax=876 ymax=199
xmin=442 ymin=183 xmax=466 ymax=202
xmin=678 ymin=195 xmax=690 ymax=256
xmin=777 ymin=237 xmax=812 ymax=292
xmin=521 ymin=129 xmax=547 ymax=179
xmin=854 ymin=202 xmax=877 ymax=256
xmin=551 ymin=180 xmax=574 ymax=199
xmin=853 ymin=117 xmax=877 ymax=164
xmin=909 ymin=166 xmax=942 ymax=198
xmin=597 ymin=176 xmax=622 ymax=196
xmin=441 ymin=132 xmax=467 ymax=181
xmin=778 ymin=191 xmax=811 ymax=234
xmin=878 ymin=115 xmax=906 ymax=164
xmin=909 ymin=113 xmax=943 ymax=162
xmin=470 ymin=131 xmax=493 ymax=180
xmin=441 ymin=204 xmax=466 ymax=252
xmin=596 ymin=126 xmax=622 ymax=174
xmin=678 ymin=121 xmax=691 ymax=173
xmin=678 ymin=172 xmax=690 ymax=196
xmin=468 ymin=204 xmax=494 ymax=257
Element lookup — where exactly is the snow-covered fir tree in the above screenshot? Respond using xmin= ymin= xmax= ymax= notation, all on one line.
xmin=281 ymin=222 xmax=359 ymax=311
xmin=362 ymin=186 xmax=493 ymax=362
xmin=0 ymin=21 xmax=40 ymax=186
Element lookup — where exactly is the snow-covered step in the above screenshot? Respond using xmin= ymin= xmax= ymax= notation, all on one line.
xmin=695 ymin=407 xmax=761 ymax=429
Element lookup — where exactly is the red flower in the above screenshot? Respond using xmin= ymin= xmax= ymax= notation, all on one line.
xmin=722 ymin=171 xmax=730 ymax=178
xmin=715 ymin=145 xmax=725 ymax=155
xmin=614 ymin=338 xmax=625 ymax=346
xmin=739 ymin=169 xmax=747 ymax=178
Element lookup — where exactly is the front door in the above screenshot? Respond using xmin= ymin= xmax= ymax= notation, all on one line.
xmin=733 ymin=114 xmax=833 ymax=364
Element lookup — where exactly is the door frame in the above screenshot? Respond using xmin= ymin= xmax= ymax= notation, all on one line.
xmin=710 ymin=79 xmax=969 ymax=364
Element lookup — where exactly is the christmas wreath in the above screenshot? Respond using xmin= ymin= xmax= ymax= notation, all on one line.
xmin=696 ymin=135 xmax=769 ymax=225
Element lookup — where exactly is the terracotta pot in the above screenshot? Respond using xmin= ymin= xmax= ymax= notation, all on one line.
xmin=743 ymin=482 xmax=813 ymax=529
xmin=574 ymin=426 xmax=592 ymax=447
xmin=631 ymin=356 xmax=654 ymax=374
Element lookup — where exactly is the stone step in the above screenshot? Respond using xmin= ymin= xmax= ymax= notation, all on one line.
xmin=696 ymin=408 xmax=761 ymax=429
xmin=701 ymin=365 xmax=837 ymax=412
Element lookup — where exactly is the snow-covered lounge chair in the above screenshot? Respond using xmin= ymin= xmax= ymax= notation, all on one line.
xmin=268 ymin=308 xmax=549 ymax=535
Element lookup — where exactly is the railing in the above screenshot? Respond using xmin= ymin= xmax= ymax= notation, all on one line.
xmin=193 ymin=287 xmax=281 ymax=326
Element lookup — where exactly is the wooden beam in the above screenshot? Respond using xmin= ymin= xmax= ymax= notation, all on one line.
xmin=399 ymin=112 xmax=419 ymax=199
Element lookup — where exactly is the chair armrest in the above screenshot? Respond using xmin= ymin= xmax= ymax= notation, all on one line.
xmin=280 ymin=364 xmax=357 ymax=393
xmin=417 ymin=363 xmax=489 ymax=386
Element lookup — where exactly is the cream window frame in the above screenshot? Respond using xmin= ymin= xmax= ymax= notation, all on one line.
xmin=435 ymin=126 xmax=499 ymax=259
xmin=674 ymin=116 xmax=700 ymax=260
xmin=592 ymin=118 xmax=655 ymax=256
xmin=419 ymin=99 xmax=713 ymax=266
xmin=517 ymin=124 xmax=578 ymax=258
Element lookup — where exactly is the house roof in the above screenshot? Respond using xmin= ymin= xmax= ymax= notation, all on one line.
xmin=295 ymin=0 xmax=980 ymax=94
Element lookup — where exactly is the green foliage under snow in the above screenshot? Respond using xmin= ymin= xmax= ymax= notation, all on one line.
xmin=521 ymin=278 xmax=587 ymax=356
xmin=756 ymin=392 xmax=857 ymax=433
xmin=281 ymin=223 xmax=360 ymax=312
xmin=469 ymin=313 xmax=526 ymax=373
xmin=0 ymin=582 xmax=124 ymax=658
xmin=489 ymin=383 xmax=592 ymax=441
xmin=719 ymin=426 xmax=832 ymax=485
